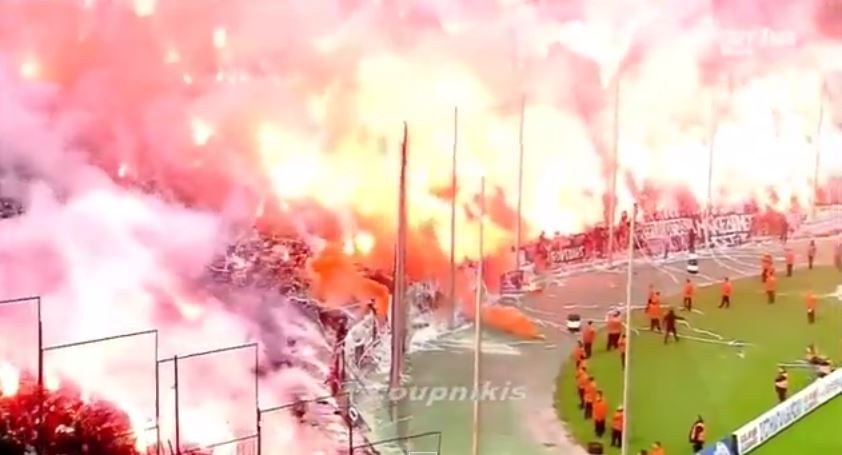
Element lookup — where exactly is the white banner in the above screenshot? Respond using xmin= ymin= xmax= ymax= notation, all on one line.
xmin=734 ymin=368 xmax=842 ymax=453
xmin=705 ymin=212 xmax=754 ymax=247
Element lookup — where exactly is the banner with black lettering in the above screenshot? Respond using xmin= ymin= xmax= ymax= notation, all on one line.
xmin=703 ymin=212 xmax=754 ymax=248
xmin=548 ymin=233 xmax=588 ymax=266
xmin=634 ymin=215 xmax=698 ymax=257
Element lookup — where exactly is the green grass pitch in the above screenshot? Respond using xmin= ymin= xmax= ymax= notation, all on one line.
xmin=555 ymin=267 xmax=842 ymax=455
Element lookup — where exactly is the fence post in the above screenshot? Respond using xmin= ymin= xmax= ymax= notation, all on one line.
xmin=155 ymin=332 xmax=161 ymax=455
xmin=174 ymin=355 xmax=180 ymax=454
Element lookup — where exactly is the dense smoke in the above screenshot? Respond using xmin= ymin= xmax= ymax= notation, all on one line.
xmin=0 ymin=62 xmax=335 ymax=451
xmin=0 ymin=0 xmax=841 ymax=448
xmin=2 ymin=0 xmax=841 ymax=283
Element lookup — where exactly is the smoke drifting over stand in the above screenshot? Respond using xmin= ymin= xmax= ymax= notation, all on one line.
xmin=1 ymin=0 xmax=840 ymax=282
xmin=0 ymin=0 xmax=841 ymax=448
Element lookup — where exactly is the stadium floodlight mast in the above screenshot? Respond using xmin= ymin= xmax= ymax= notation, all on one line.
xmin=450 ymin=107 xmax=459 ymax=329
xmin=812 ymin=80 xmax=826 ymax=219
xmin=706 ymin=85 xmax=718 ymax=249
xmin=515 ymin=94 xmax=526 ymax=273
xmin=471 ymin=175 xmax=486 ymax=455
xmin=390 ymin=122 xmax=410 ymax=435
xmin=621 ymin=203 xmax=638 ymax=455
xmin=607 ymin=73 xmax=621 ymax=265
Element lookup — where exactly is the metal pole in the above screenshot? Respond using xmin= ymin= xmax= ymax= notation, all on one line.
xmin=36 ymin=296 xmax=44 ymax=455
xmin=390 ymin=122 xmax=408 ymax=392
xmin=706 ymin=88 xmax=717 ymax=249
xmin=607 ymin=75 xmax=621 ymax=264
xmin=390 ymin=123 xmax=409 ymax=449
xmin=471 ymin=176 xmax=486 ymax=455
xmin=515 ymin=95 xmax=525 ymax=272
xmin=620 ymin=202 xmax=638 ymax=455
xmin=173 ymin=355 xmax=181 ymax=454
xmin=155 ymin=332 xmax=161 ymax=455
xmin=812 ymin=81 xmax=825 ymax=219
xmin=256 ymin=409 xmax=262 ymax=455
xmin=254 ymin=346 xmax=261 ymax=455
xmin=450 ymin=106 xmax=459 ymax=328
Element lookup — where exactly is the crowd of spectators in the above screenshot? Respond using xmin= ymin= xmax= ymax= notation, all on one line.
xmin=0 ymin=197 xmax=23 ymax=219
xmin=0 ymin=375 xmax=141 ymax=455
xmin=206 ymin=231 xmax=313 ymax=297
xmin=523 ymin=203 xmax=797 ymax=269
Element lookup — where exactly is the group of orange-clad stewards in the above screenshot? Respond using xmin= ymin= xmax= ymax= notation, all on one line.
xmin=762 ymin=242 xmax=821 ymax=323
xmin=569 ymin=240 xmax=823 ymax=454
xmin=571 ymin=337 xmax=626 ymax=449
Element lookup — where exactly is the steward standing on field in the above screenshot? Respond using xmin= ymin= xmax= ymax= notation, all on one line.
xmin=806 ymin=291 xmax=818 ymax=324
xmin=583 ymin=377 xmax=598 ymax=419
xmin=774 ymin=367 xmax=788 ymax=402
xmin=610 ymin=406 xmax=624 ymax=448
xmin=761 ymin=253 xmax=773 ymax=282
xmin=593 ymin=391 xmax=608 ymax=438
xmin=575 ymin=364 xmax=589 ymax=409
xmin=647 ymin=294 xmax=662 ymax=332
xmin=582 ymin=321 xmax=596 ymax=358
xmin=765 ymin=274 xmax=777 ymax=304
xmin=606 ymin=312 xmax=623 ymax=351
xmin=572 ymin=341 xmax=585 ymax=368
xmin=785 ymin=249 xmax=795 ymax=277
xmin=719 ymin=277 xmax=732 ymax=309
xmin=808 ymin=240 xmax=816 ymax=270
xmin=682 ymin=278 xmax=694 ymax=311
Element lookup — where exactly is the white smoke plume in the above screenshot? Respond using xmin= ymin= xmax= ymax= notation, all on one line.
xmin=0 ymin=60 xmax=335 ymax=452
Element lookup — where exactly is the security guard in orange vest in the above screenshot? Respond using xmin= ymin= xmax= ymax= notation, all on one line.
xmin=785 ymin=249 xmax=795 ymax=277
xmin=806 ymin=292 xmax=818 ymax=324
xmin=775 ymin=367 xmax=788 ymax=402
xmin=650 ymin=441 xmax=665 ymax=455
xmin=610 ymin=406 xmax=624 ymax=448
xmin=765 ymin=274 xmax=776 ymax=304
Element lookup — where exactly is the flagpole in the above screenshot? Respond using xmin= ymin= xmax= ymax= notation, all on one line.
xmin=471 ymin=176 xmax=486 ymax=455
xmin=607 ymin=74 xmax=621 ymax=264
xmin=812 ymin=82 xmax=825 ymax=219
xmin=515 ymin=95 xmax=525 ymax=272
xmin=450 ymin=107 xmax=459 ymax=328
xmin=390 ymin=122 xmax=409 ymax=412
xmin=620 ymin=202 xmax=638 ymax=455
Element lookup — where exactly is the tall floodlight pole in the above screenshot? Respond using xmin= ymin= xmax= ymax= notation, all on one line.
xmin=515 ymin=95 xmax=526 ymax=272
xmin=471 ymin=176 xmax=486 ymax=455
xmin=450 ymin=107 xmax=459 ymax=328
xmin=812 ymin=81 xmax=825 ymax=219
xmin=620 ymin=202 xmax=638 ymax=455
xmin=706 ymin=87 xmax=718 ymax=249
xmin=607 ymin=75 xmax=621 ymax=264
xmin=390 ymin=123 xmax=409 ymax=411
